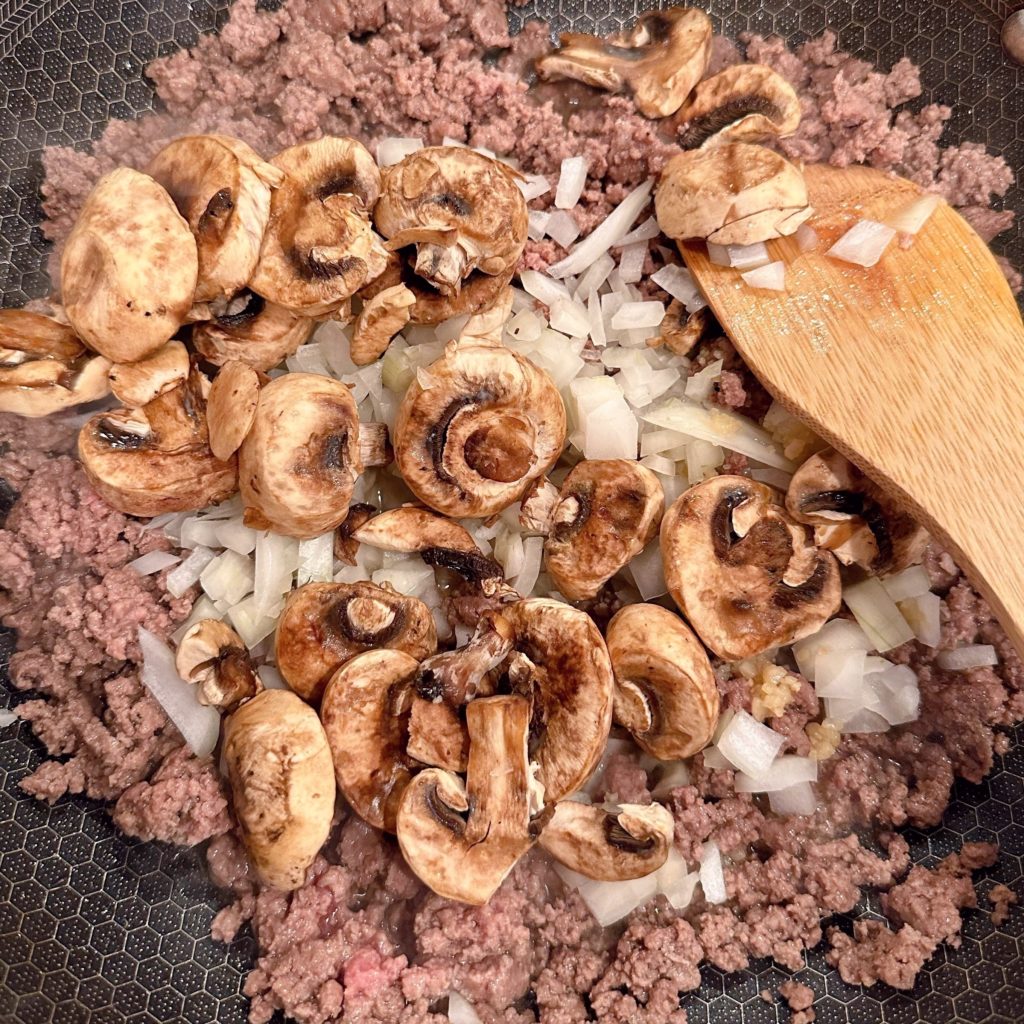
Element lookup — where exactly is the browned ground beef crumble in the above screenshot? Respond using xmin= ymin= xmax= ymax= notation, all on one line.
xmin=1 ymin=2 xmax=1021 ymax=1022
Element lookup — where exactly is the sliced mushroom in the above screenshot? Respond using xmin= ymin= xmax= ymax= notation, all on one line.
xmin=785 ymin=448 xmax=928 ymax=574
xmin=320 ymin=648 xmax=418 ymax=832
xmin=673 ymin=64 xmax=802 ymax=150
xmin=396 ymin=694 xmax=538 ymax=904
xmin=655 ymin=142 xmax=810 ymax=246
xmin=394 ymin=338 xmax=566 ymax=518
xmin=415 ymin=615 xmax=514 ymax=706
xmin=250 ymin=137 xmax=388 ymax=316
xmin=374 ymin=148 xmax=527 ymax=324
xmin=520 ymin=460 xmax=664 ymax=601
xmin=459 ymin=287 xmax=515 ymax=345
xmin=275 ymin=581 xmax=437 ymax=703
xmin=407 ymin=695 xmax=468 ymax=772
xmin=191 ymin=290 xmax=316 ymax=371
xmin=0 ymin=309 xmax=111 ymax=417
xmin=77 ymin=369 xmax=237 ymax=516
xmin=539 ymin=800 xmax=674 ymax=881
xmin=334 ymin=502 xmax=377 ymax=566
xmin=535 ymin=7 xmax=713 ymax=119
xmin=605 ymin=603 xmax=719 ymax=759
xmin=223 ymin=689 xmax=335 ymax=890
xmin=502 ymin=599 xmax=614 ymax=802
xmin=651 ymin=301 xmax=717 ymax=357
xmin=108 ymin=340 xmax=190 ymax=408
xmin=661 ymin=475 xmax=842 ymax=660
xmin=148 ymin=134 xmax=285 ymax=303
xmin=206 ymin=360 xmax=261 ymax=461
xmin=61 ymin=168 xmax=198 ymax=363
xmin=351 ymin=283 xmax=416 ymax=365
xmin=175 ymin=618 xmax=260 ymax=711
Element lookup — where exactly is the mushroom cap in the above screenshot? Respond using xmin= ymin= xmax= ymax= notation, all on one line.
xmin=536 ymin=7 xmax=713 ymax=119
xmin=148 ymin=134 xmax=284 ymax=303
xmin=394 ymin=339 xmax=567 ymax=518
xmin=175 ymin=618 xmax=260 ymax=711
xmin=206 ymin=359 xmax=261 ymax=462
xmin=502 ymin=598 xmax=614 ymax=802
xmin=108 ymin=340 xmax=190 ymax=408
xmin=250 ymin=137 xmax=389 ymax=316
xmin=238 ymin=372 xmax=363 ymax=538
xmin=0 ymin=308 xmax=82 ymax=361
xmin=374 ymin=148 xmax=527 ymax=325
xmin=655 ymin=142 xmax=809 ymax=246
xmin=541 ymin=459 xmax=664 ymax=601
xmin=77 ymin=374 xmax=237 ymax=517
xmin=396 ymin=694 xmax=536 ymax=904
xmin=275 ymin=581 xmax=437 ymax=703
xmin=191 ymin=291 xmax=316 ymax=372
xmin=785 ymin=448 xmax=928 ymax=574
xmin=661 ymin=475 xmax=842 ymax=661
xmin=606 ymin=603 xmax=719 ymax=760
xmin=224 ymin=689 xmax=336 ymax=890
xmin=538 ymin=800 xmax=674 ymax=881
xmin=320 ymin=648 xmax=419 ymax=833
xmin=351 ymin=283 xmax=416 ymax=365
xmin=61 ymin=167 xmax=198 ymax=363
xmin=674 ymin=64 xmax=802 ymax=149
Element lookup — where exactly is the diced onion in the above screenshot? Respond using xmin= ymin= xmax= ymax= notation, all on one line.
xmin=871 ymin=663 xmax=920 ymax=725
xmin=611 ymin=301 xmax=665 ymax=331
xmin=286 ymin=342 xmax=334 ymax=377
xmin=555 ymin=155 xmax=589 ymax=209
xmin=650 ymin=760 xmax=691 ymax=800
xmin=936 ymin=645 xmax=998 ymax=671
xmin=741 ymin=261 xmax=786 ymax=292
xmin=570 ymin=377 xmax=639 ymax=459
xmin=548 ymin=298 xmax=591 ymax=339
xmin=734 ymin=755 xmax=818 ymax=793
xmin=699 ymin=841 xmax=727 ymax=905
xmin=127 ymin=550 xmax=181 ymax=576
xmin=843 ymin=578 xmax=916 ymax=651
xmin=528 ymin=210 xmax=551 ymax=241
xmin=166 ymin=545 xmax=217 ymax=599
xmin=517 ymin=174 xmax=551 ymax=202
xmin=297 ymin=532 xmax=335 ymax=585
xmin=200 ymin=549 xmax=255 ymax=606
xmin=512 ymin=537 xmax=544 ymax=598
xmin=898 ymin=592 xmax=941 ymax=648
xmin=880 ymin=565 xmax=931 ymax=602
xmin=700 ymin=745 xmax=732 ymax=770
xmin=228 ymin=597 xmax=281 ymax=650
xmin=886 ymin=194 xmax=941 ymax=236
xmin=653 ymin=847 xmax=700 ymax=910
xmin=214 ymin=517 xmax=259 ymax=556
xmin=376 ymin=136 xmax=424 ymax=167
xmin=838 ymin=708 xmax=891 ymax=734
xmin=795 ymin=223 xmax=819 ymax=252
xmin=617 ymin=242 xmax=648 ymax=285
xmin=716 ymin=710 xmax=785 ymax=777
xmin=614 ymin=216 xmax=661 ymax=248
xmin=650 ymin=264 xmax=706 ymax=311
xmin=827 ymin=219 xmax=896 ymax=268
xmin=792 ymin=617 xmax=873 ymax=679
xmin=627 ymin=541 xmax=668 ymax=601
xmin=179 ymin=516 xmax=223 ymax=550
xmin=138 ymin=627 xmax=220 ymax=757
xmin=448 ymin=992 xmax=483 ymax=1024
xmin=574 ymin=253 xmax=616 ymax=300
xmin=708 ymin=241 xmax=770 ymax=270
xmin=253 ymin=532 xmax=299 ymax=616
xmin=813 ymin=648 xmax=866 ymax=698
xmin=141 ymin=511 xmax=180 ymax=534
xmin=520 ymin=269 xmax=572 ymax=307
xmin=683 ymin=358 xmax=724 ymax=403
xmin=0 ymin=710 xmax=17 ymax=728
xmin=546 ymin=210 xmax=581 ymax=248
xmin=769 ymin=781 xmax=818 ymax=817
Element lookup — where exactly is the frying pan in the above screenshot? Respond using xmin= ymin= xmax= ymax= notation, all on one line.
xmin=1 ymin=1 xmax=1022 ymax=1021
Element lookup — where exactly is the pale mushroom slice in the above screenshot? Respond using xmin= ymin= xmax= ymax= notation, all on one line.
xmin=535 ymin=7 xmax=713 ymax=118
xmin=206 ymin=360 xmax=261 ymax=461
xmin=520 ymin=459 xmax=664 ymax=601
xmin=148 ymin=134 xmax=285 ymax=303
xmin=407 ymin=696 xmax=468 ymax=772
xmin=396 ymin=694 xmax=539 ymax=905
xmin=415 ymin=615 xmax=515 ymax=706
xmin=191 ymin=290 xmax=316 ymax=371
xmin=673 ymin=64 xmax=802 ymax=149
xmin=108 ymin=341 xmax=190 ymax=408
xmin=275 ymin=581 xmax=437 ymax=703
xmin=77 ymin=370 xmax=237 ymax=517
xmin=394 ymin=338 xmax=566 ymax=518
xmin=224 ymin=689 xmax=335 ymax=890
xmin=661 ymin=475 xmax=842 ymax=661
xmin=605 ymin=603 xmax=719 ymax=760
xmin=651 ymin=301 xmax=717 ymax=357
xmin=655 ymin=142 xmax=810 ymax=246
xmin=374 ymin=148 xmax=528 ymax=325
xmin=539 ymin=801 xmax=675 ymax=881
xmin=320 ymin=648 xmax=419 ymax=833
xmin=175 ymin=619 xmax=261 ymax=712
xmin=250 ymin=137 xmax=389 ymax=317
xmin=61 ymin=168 xmax=198 ymax=363
xmin=785 ymin=448 xmax=928 ymax=574
xmin=351 ymin=283 xmax=416 ymax=365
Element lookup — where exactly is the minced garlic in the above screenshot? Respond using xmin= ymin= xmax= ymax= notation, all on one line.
xmin=806 ymin=720 xmax=841 ymax=761
xmin=750 ymin=664 xmax=801 ymax=721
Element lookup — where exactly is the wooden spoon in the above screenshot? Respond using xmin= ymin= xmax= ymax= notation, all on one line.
xmin=680 ymin=163 xmax=1024 ymax=657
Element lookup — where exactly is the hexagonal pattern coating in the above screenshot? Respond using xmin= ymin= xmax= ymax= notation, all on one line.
xmin=1 ymin=2 xmax=1022 ymax=1023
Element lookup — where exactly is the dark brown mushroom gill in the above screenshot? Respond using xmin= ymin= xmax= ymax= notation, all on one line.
xmin=677 ymin=95 xmax=786 ymax=149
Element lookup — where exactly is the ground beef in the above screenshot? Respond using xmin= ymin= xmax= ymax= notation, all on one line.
xmin=988 ymin=883 xmax=1018 ymax=926
xmin=778 ymin=981 xmax=815 ymax=1024
xmin=597 ymin=752 xmax=652 ymax=805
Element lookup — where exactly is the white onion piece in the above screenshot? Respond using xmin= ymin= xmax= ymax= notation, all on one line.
xmin=716 ymin=710 xmax=785 ymax=777
xmin=838 ymin=708 xmax=891 ymax=734
xmin=813 ymin=648 xmax=866 ymax=698
xmin=641 ymin=428 xmax=689 ymax=456
xmin=546 ymin=210 xmax=581 ymax=248
xmin=138 ymin=627 xmax=220 ymax=757
xmin=373 ymin=560 xmax=435 ymax=598
xmin=734 ymin=755 xmax=818 ymax=793
xmin=179 ymin=516 xmax=222 ymax=550
xmin=520 ymin=269 xmax=572 ymax=306
xmin=376 ymin=136 xmax=424 ymax=167
xmin=513 ymin=537 xmax=544 ymax=598
xmin=574 ymin=252 xmax=616 ymax=300
xmin=654 ymin=847 xmax=700 ymax=910
xmin=548 ymin=298 xmax=591 ymax=338
xmin=194 ymin=495 xmax=245 ymax=521
xmin=555 ymin=863 xmax=659 ymax=926
xmin=548 ymin=178 xmax=655 ymax=279
xmin=170 ymin=594 xmax=223 ymax=646
xmin=505 ymin=309 xmax=545 ymax=344
xmin=898 ymin=592 xmax=941 ymax=648
xmin=684 ymin=358 xmax=724 ymax=403
xmin=871 ymin=663 xmax=920 ymax=725
xmin=141 ymin=511 xmax=180 ymax=533
xmin=517 ymin=173 xmax=551 ymax=201
xmin=570 ymin=377 xmax=638 ymax=459
xmin=827 ymin=219 xmax=896 ymax=268
xmin=286 ymin=342 xmax=333 ymax=377
xmin=127 ymin=550 xmax=181 ymax=577
xmin=228 ymin=597 xmax=280 ymax=650
xmin=586 ymin=291 xmax=607 ymax=347
xmin=253 ymin=532 xmax=299 ymax=616
xmin=650 ymin=264 xmax=706 ymax=311
xmin=793 ymin=617 xmax=874 ymax=679
xmin=769 ymin=781 xmax=818 ymax=817
xmin=708 ymin=241 xmax=770 ymax=270
xmin=886 ymin=194 xmax=941 ymax=235
xmin=795 ymin=223 xmax=819 ymax=252
xmin=699 ymin=841 xmax=727 ymax=905
xmin=880 ymin=565 xmax=931 ymax=602
xmin=214 ymin=517 xmax=259 ymax=556
xmin=200 ymin=549 xmax=255 ymax=606
xmin=627 ymin=540 xmax=669 ymax=600
xmin=843 ymin=578 xmax=916 ymax=651
xmin=297 ymin=532 xmax=335 ymax=586
xmin=640 ymin=453 xmax=675 ymax=476
xmin=700 ymin=745 xmax=732 ymax=771
xmin=448 ymin=992 xmax=483 ymax=1024
xmin=614 ymin=216 xmax=661 ymax=248
xmin=258 ymin=665 xmax=288 ymax=691
xmin=555 ymin=155 xmax=589 ymax=209
xmin=650 ymin=760 xmax=691 ymax=800
xmin=684 ymin=440 xmax=725 ymax=486
xmin=0 ymin=710 xmax=17 ymax=728
xmin=528 ymin=210 xmax=551 ymax=241
xmin=936 ymin=645 xmax=998 ymax=671
xmin=617 ymin=242 xmax=648 ymax=284
xmin=611 ymin=301 xmax=666 ymax=331
xmin=741 ymin=261 xmax=786 ymax=292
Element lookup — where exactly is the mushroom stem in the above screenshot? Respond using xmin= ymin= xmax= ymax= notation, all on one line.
xmin=416 ymin=615 xmax=514 ymax=705
xmin=358 ymin=421 xmax=392 ymax=467
xmin=519 ymin=477 xmax=560 ymax=535
xmin=414 ymin=243 xmax=469 ymax=296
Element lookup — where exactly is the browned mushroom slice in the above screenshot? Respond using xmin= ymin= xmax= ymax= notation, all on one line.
xmin=148 ymin=134 xmax=285 ymax=303
xmin=61 ymin=168 xmax=198 ymax=363
xmin=374 ymin=148 xmax=527 ymax=325
xmin=320 ymin=648 xmax=419 ymax=833
xmin=415 ymin=615 xmax=514 ymax=706
xmin=351 ymin=284 xmax=416 ymax=365
xmin=407 ymin=695 xmax=468 ymax=772
xmin=175 ymin=619 xmax=261 ymax=712
xmin=394 ymin=339 xmax=566 ymax=518
xmin=520 ymin=460 xmax=664 ymax=601
xmin=785 ymin=448 xmax=928 ymax=574
xmin=536 ymin=7 xmax=713 ymax=119
xmin=275 ymin=581 xmax=437 ymax=703
xmin=661 ymin=475 xmax=841 ymax=661
xmin=334 ymin=502 xmax=377 ymax=566
xmin=396 ymin=694 xmax=538 ymax=904
xmin=606 ymin=603 xmax=719 ymax=759
xmin=651 ymin=301 xmax=717 ymax=357
xmin=206 ymin=360 xmax=261 ymax=462
xmin=539 ymin=801 xmax=674 ymax=881
xmin=250 ymin=137 xmax=389 ymax=317
xmin=191 ymin=290 xmax=317 ymax=372
xmin=673 ymin=64 xmax=802 ymax=150
xmin=655 ymin=142 xmax=809 ymax=246
xmin=108 ymin=341 xmax=190 ymax=408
